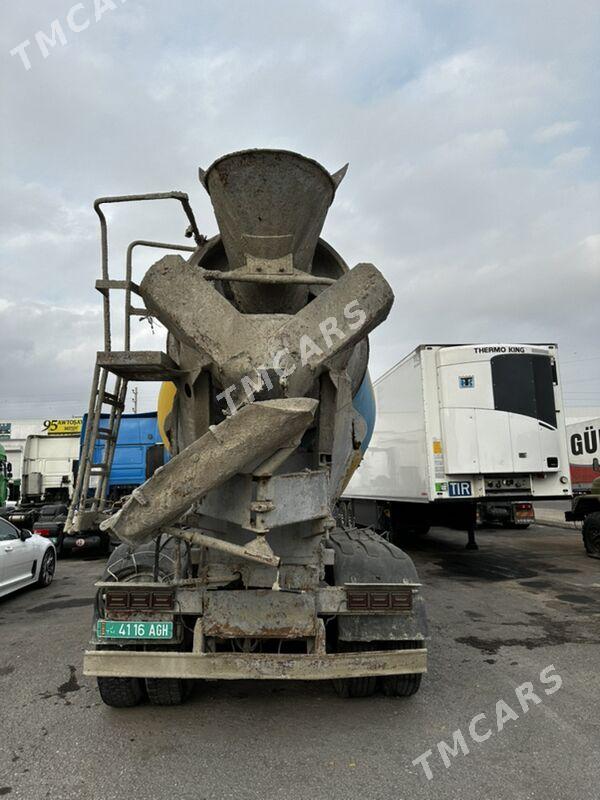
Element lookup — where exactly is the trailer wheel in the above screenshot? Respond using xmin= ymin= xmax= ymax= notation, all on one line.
xmin=145 ymin=677 xmax=189 ymax=705
xmin=379 ymin=642 xmax=424 ymax=697
xmin=332 ymin=642 xmax=378 ymax=698
xmin=582 ymin=512 xmax=600 ymax=559
xmin=97 ymin=676 xmax=144 ymax=707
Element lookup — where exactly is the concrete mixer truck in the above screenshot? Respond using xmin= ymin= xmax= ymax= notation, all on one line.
xmin=67 ymin=149 xmax=428 ymax=707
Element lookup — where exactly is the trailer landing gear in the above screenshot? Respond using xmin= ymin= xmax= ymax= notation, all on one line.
xmin=466 ymin=524 xmax=479 ymax=550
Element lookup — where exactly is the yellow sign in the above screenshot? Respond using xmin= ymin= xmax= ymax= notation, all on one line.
xmin=432 ymin=439 xmax=443 ymax=454
xmin=44 ymin=418 xmax=83 ymax=436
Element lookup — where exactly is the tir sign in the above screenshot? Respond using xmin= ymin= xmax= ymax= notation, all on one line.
xmin=448 ymin=481 xmax=472 ymax=497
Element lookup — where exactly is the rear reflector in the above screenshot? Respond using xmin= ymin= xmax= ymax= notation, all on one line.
xmin=346 ymin=586 xmax=413 ymax=612
xmin=105 ymin=589 xmax=175 ymax=611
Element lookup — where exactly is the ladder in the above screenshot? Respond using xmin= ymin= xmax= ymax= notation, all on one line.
xmin=65 ymin=367 xmax=127 ymax=533
xmin=64 ymin=192 xmax=202 ymax=535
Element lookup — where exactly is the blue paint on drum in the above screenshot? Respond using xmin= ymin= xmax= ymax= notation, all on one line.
xmin=352 ymin=372 xmax=376 ymax=454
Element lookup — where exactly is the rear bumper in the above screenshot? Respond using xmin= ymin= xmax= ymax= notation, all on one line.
xmin=84 ymin=647 xmax=427 ymax=681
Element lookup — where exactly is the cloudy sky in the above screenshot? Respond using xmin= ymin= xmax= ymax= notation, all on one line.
xmin=1 ymin=0 xmax=599 ymax=420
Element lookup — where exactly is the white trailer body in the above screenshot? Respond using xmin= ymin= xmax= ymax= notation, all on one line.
xmin=0 ymin=419 xmax=47 ymax=489
xmin=567 ymin=417 xmax=600 ymax=494
xmin=345 ymin=344 xmax=571 ymax=531
xmin=21 ymin=435 xmax=80 ymax=502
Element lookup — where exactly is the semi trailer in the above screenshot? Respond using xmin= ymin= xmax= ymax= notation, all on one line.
xmin=67 ymin=149 xmax=429 ymax=706
xmin=342 ymin=344 xmax=572 ymax=548
xmin=564 ymin=417 xmax=600 ymax=557
xmin=567 ymin=417 xmax=600 ymax=494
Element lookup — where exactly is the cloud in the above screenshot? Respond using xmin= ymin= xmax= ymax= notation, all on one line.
xmin=1 ymin=0 xmax=599 ymax=419
xmin=551 ymin=146 xmax=591 ymax=168
xmin=533 ymin=120 xmax=580 ymax=142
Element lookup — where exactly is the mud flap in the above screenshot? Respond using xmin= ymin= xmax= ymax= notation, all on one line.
xmin=328 ymin=528 xmax=428 ymax=643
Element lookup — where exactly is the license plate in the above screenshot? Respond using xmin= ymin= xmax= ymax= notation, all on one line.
xmin=97 ymin=620 xmax=173 ymax=640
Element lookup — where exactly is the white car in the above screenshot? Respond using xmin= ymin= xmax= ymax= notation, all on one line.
xmin=0 ymin=516 xmax=56 ymax=598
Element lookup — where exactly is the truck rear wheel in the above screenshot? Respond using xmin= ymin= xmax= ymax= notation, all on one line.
xmin=145 ymin=678 xmax=189 ymax=705
xmin=582 ymin=512 xmax=600 ymax=558
xmin=333 ymin=674 xmax=377 ymax=698
xmin=332 ymin=642 xmax=378 ymax=698
xmin=379 ymin=642 xmax=424 ymax=697
xmin=97 ymin=676 xmax=144 ymax=707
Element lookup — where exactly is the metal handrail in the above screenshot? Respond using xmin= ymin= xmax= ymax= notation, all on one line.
xmin=124 ymin=239 xmax=197 ymax=349
xmin=93 ymin=192 xmax=203 ymax=350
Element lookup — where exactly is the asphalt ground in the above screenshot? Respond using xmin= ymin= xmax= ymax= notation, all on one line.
xmin=1 ymin=524 xmax=599 ymax=800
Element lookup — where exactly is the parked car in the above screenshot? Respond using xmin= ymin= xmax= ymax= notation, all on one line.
xmin=0 ymin=516 xmax=56 ymax=598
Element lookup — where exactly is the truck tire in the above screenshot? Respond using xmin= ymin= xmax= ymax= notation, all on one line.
xmin=332 ymin=642 xmax=377 ymax=698
xmin=97 ymin=676 xmax=144 ymax=707
xmin=582 ymin=512 xmax=600 ymax=558
xmin=145 ymin=677 xmax=189 ymax=705
xmin=103 ymin=539 xmax=190 ymax=583
xmin=379 ymin=641 xmax=424 ymax=697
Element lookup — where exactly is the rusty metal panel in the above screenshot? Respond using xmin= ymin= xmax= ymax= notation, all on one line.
xmin=198 ymin=474 xmax=253 ymax=528
xmin=203 ymin=590 xmax=317 ymax=638
xmin=84 ymin=647 xmax=427 ymax=680
xmin=257 ymin=471 xmax=329 ymax=529
xmin=200 ymin=470 xmax=329 ymax=532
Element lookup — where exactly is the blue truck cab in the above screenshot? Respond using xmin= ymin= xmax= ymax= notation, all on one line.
xmin=64 ymin=413 xmax=168 ymax=553
xmin=86 ymin=412 xmax=168 ymax=501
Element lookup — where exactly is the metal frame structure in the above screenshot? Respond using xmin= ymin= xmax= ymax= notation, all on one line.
xmin=65 ymin=194 xmax=202 ymax=534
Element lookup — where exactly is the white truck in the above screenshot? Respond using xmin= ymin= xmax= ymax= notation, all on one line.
xmin=343 ymin=343 xmax=572 ymax=548
xmin=567 ymin=417 xmax=600 ymax=494
xmin=20 ymin=434 xmax=80 ymax=504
